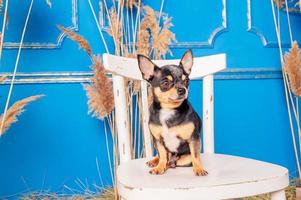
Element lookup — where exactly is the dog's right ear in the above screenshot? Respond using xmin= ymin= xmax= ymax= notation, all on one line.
xmin=137 ymin=54 xmax=158 ymax=81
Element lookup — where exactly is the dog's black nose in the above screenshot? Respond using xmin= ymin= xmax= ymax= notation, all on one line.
xmin=177 ymin=87 xmax=186 ymax=96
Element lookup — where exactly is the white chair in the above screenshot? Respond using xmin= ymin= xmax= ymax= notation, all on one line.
xmin=103 ymin=53 xmax=289 ymax=200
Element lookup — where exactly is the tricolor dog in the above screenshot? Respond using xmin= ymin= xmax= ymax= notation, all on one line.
xmin=137 ymin=50 xmax=208 ymax=176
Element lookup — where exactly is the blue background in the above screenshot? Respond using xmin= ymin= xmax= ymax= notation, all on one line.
xmin=0 ymin=0 xmax=300 ymax=198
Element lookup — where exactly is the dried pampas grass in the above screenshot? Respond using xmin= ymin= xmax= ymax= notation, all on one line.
xmin=138 ymin=6 xmax=176 ymax=59
xmin=152 ymin=16 xmax=176 ymax=59
xmin=283 ymin=41 xmax=301 ymax=97
xmin=106 ymin=8 xmax=122 ymax=53
xmin=137 ymin=28 xmax=150 ymax=56
xmin=0 ymin=95 xmax=44 ymax=136
xmin=57 ymin=25 xmax=93 ymax=58
xmin=273 ymin=0 xmax=283 ymax=8
xmin=83 ymin=56 xmax=114 ymax=120
xmin=125 ymin=0 xmax=140 ymax=9
xmin=138 ymin=6 xmax=159 ymax=56
xmin=0 ymin=75 xmax=7 ymax=83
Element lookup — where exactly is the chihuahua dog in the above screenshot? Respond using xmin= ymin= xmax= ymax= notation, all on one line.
xmin=137 ymin=50 xmax=208 ymax=176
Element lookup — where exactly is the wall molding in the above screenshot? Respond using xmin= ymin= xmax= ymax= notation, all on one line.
xmin=0 ymin=68 xmax=282 ymax=84
xmin=3 ymin=0 xmax=78 ymax=49
xmin=247 ymin=0 xmax=281 ymax=48
xmin=171 ymin=0 xmax=228 ymax=49
xmin=98 ymin=0 xmax=227 ymax=49
xmin=246 ymin=0 xmax=299 ymax=48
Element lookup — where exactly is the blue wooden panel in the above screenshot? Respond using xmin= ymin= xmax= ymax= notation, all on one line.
xmin=1 ymin=0 xmax=78 ymax=49
xmin=0 ymin=79 xmax=298 ymax=197
xmin=0 ymin=0 xmax=300 ymax=198
xmin=162 ymin=0 xmax=227 ymax=48
xmin=0 ymin=84 xmax=114 ymax=197
xmin=248 ymin=0 xmax=301 ymax=48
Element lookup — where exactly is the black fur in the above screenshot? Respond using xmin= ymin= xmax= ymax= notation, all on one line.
xmin=150 ymin=99 xmax=202 ymax=155
xmin=138 ymin=50 xmax=205 ymax=173
xmin=148 ymin=63 xmax=202 ymax=156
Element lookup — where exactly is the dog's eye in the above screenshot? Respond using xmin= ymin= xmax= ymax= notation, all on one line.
xmin=160 ymin=78 xmax=171 ymax=89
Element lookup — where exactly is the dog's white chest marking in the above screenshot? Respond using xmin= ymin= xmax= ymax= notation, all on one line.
xmin=159 ymin=108 xmax=181 ymax=152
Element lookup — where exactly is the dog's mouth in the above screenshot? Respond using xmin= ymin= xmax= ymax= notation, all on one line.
xmin=168 ymin=97 xmax=185 ymax=103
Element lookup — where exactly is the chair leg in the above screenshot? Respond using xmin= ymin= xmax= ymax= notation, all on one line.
xmin=271 ymin=190 xmax=286 ymax=200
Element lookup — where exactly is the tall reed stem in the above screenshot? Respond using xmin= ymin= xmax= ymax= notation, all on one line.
xmin=0 ymin=0 xmax=9 ymax=65
xmin=87 ymin=0 xmax=109 ymax=53
xmin=0 ymin=0 xmax=34 ymax=135
xmin=270 ymin=0 xmax=301 ymax=178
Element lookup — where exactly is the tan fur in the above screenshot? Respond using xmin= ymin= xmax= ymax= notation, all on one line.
xmin=170 ymin=122 xmax=195 ymax=140
xmin=176 ymin=154 xmax=192 ymax=166
xmin=188 ymin=141 xmax=208 ymax=176
xmin=167 ymin=75 xmax=173 ymax=81
xmin=149 ymin=141 xmax=167 ymax=174
xmin=146 ymin=156 xmax=159 ymax=167
xmin=149 ymin=122 xmax=195 ymax=140
xmin=149 ymin=123 xmax=163 ymax=140
xmin=154 ymin=87 xmax=183 ymax=109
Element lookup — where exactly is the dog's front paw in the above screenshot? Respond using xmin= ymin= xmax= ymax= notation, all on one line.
xmin=193 ymin=167 xmax=208 ymax=176
xmin=146 ymin=157 xmax=159 ymax=168
xmin=149 ymin=166 xmax=166 ymax=175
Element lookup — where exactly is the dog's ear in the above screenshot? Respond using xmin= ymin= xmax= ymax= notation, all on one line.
xmin=137 ymin=54 xmax=158 ymax=81
xmin=180 ymin=49 xmax=193 ymax=75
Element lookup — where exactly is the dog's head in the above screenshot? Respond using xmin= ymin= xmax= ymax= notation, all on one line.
xmin=137 ymin=50 xmax=193 ymax=109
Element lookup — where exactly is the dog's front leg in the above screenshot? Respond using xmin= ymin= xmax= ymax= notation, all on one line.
xmin=149 ymin=140 xmax=167 ymax=175
xmin=146 ymin=156 xmax=159 ymax=167
xmin=188 ymin=139 xmax=208 ymax=176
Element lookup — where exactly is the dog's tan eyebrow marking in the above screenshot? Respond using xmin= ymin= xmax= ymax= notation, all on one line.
xmin=182 ymin=75 xmax=186 ymax=80
xmin=167 ymin=75 xmax=173 ymax=81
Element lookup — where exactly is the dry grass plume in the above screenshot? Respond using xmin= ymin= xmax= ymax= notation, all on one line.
xmin=273 ymin=0 xmax=283 ymax=8
xmin=0 ymin=95 xmax=44 ymax=136
xmin=283 ymin=41 xmax=301 ymax=97
xmin=57 ymin=25 xmax=93 ymax=58
xmin=106 ymin=8 xmax=122 ymax=54
xmin=138 ymin=6 xmax=176 ymax=59
xmin=125 ymin=0 xmax=140 ymax=9
xmin=83 ymin=56 xmax=114 ymax=120
xmin=0 ymin=75 xmax=7 ymax=83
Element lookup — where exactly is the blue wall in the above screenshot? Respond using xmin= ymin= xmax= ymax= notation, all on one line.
xmin=0 ymin=0 xmax=301 ymax=198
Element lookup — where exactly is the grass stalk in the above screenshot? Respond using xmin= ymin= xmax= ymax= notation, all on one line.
xmin=104 ymin=118 xmax=115 ymax=185
xmin=0 ymin=0 xmax=9 ymax=64
xmin=0 ymin=0 xmax=34 ymax=135
xmin=87 ymin=0 xmax=109 ymax=53
xmin=284 ymin=0 xmax=293 ymax=44
xmin=270 ymin=0 xmax=301 ymax=178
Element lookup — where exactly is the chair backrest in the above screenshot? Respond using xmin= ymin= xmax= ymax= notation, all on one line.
xmin=103 ymin=53 xmax=227 ymax=163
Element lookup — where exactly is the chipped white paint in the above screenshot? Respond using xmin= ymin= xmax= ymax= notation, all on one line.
xmin=271 ymin=190 xmax=286 ymax=200
xmin=141 ymin=81 xmax=153 ymax=159
xmin=203 ymin=75 xmax=214 ymax=154
xmin=117 ymin=154 xmax=289 ymax=200
xmin=207 ymin=0 xmax=227 ymax=46
xmin=112 ymin=75 xmax=131 ymax=163
xmin=246 ymin=0 xmax=294 ymax=48
xmin=103 ymin=53 xmax=227 ymax=81
xmin=104 ymin=53 xmax=288 ymax=200
xmin=246 ymin=0 xmax=269 ymax=47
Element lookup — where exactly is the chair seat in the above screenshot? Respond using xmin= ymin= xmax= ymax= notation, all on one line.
xmin=117 ymin=153 xmax=289 ymax=200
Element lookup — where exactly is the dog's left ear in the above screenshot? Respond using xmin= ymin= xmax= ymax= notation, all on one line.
xmin=180 ymin=49 xmax=193 ymax=74
xmin=137 ymin=54 xmax=158 ymax=81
